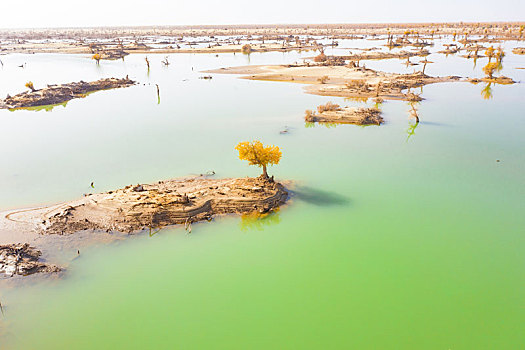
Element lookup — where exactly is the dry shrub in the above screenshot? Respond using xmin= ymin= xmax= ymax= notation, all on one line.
xmin=327 ymin=56 xmax=346 ymax=66
xmin=304 ymin=109 xmax=316 ymax=121
xmin=358 ymin=108 xmax=384 ymax=125
xmin=345 ymin=79 xmax=367 ymax=90
xmin=317 ymin=75 xmax=329 ymax=84
xmin=317 ymin=102 xmax=341 ymax=113
xmin=314 ymin=53 xmax=327 ymax=62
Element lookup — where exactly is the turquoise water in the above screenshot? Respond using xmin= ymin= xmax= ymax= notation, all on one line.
xmin=1 ymin=39 xmax=524 ymax=349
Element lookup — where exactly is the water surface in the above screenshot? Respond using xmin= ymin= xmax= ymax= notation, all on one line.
xmin=1 ymin=39 xmax=524 ymax=349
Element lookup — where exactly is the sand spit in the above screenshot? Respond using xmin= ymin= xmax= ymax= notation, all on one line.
xmin=469 ymin=76 xmax=516 ymax=85
xmin=0 ymin=244 xmax=60 ymax=277
xmin=208 ymin=65 xmax=460 ymax=101
xmin=305 ymin=105 xmax=383 ymax=125
xmin=0 ymin=78 xmax=136 ymax=110
xmin=340 ymin=50 xmax=429 ymax=61
xmin=166 ymin=43 xmax=321 ymax=54
xmin=0 ymin=41 xmax=325 ymax=56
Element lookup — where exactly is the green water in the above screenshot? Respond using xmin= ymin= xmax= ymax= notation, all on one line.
xmin=1 ymin=40 xmax=524 ymax=349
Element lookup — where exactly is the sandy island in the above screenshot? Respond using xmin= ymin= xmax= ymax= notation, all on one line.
xmin=0 ymin=175 xmax=288 ymax=277
xmin=305 ymin=102 xmax=383 ymax=125
xmin=0 ymin=77 xmax=136 ymax=110
xmin=207 ymin=64 xmax=461 ymax=101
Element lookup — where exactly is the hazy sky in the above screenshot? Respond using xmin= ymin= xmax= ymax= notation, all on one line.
xmin=2 ymin=0 xmax=524 ymax=28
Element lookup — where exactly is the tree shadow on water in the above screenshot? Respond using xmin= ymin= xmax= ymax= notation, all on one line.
xmin=291 ymin=185 xmax=350 ymax=207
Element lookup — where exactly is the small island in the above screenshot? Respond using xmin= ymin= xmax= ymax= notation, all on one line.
xmin=305 ymin=102 xmax=383 ymax=125
xmin=0 ymin=77 xmax=136 ymax=110
xmin=30 ymin=175 xmax=287 ymax=236
xmin=1 ymin=141 xmax=287 ymax=277
xmin=207 ymin=64 xmax=461 ymax=101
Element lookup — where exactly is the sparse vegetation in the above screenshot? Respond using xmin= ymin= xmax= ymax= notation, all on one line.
xmin=317 ymin=75 xmax=329 ymax=84
xmin=317 ymin=102 xmax=341 ymax=113
xmin=345 ymin=79 xmax=368 ymax=92
xmin=241 ymin=44 xmax=252 ymax=54
xmin=314 ymin=52 xmax=327 ymax=62
xmin=304 ymin=109 xmax=315 ymax=120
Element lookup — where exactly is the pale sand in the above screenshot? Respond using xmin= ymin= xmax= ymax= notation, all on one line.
xmin=207 ymin=64 xmax=462 ymax=101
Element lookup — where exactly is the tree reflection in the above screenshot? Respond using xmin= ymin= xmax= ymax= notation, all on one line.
xmin=406 ymin=101 xmax=420 ymax=142
xmin=406 ymin=119 xmax=420 ymax=142
xmin=240 ymin=209 xmax=281 ymax=232
xmin=344 ymin=96 xmax=369 ymax=103
xmin=496 ymin=61 xmax=504 ymax=73
xmin=304 ymin=121 xmax=338 ymax=129
xmin=481 ymin=83 xmax=493 ymax=100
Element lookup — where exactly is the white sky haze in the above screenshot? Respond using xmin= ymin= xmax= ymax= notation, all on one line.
xmin=1 ymin=0 xmax=524 ymax=28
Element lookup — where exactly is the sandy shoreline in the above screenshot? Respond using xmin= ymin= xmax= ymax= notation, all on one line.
xmin=1 ymin=22 xmax=524 ymax=58
xmin=2 ymin=22 xmax=524 ymax=40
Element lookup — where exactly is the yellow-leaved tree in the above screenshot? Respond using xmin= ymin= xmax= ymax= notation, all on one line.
xmin=25 ymin=81 xmax=35 ymax=92
xmin=92 ymin=53 xmax=102 ymax=64
xmin=235 ymin=141 xmax=282 ymax=178
xmin=483 ymin=62 xmax=498 ymax=79
xmin=485 ymin=46 xmax=495 ymax=62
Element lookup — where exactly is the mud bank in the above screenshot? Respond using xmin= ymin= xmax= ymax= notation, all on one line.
xmin=0 ymin=244 xmax=60 ymax=277
xmin=0 ymin=77 xmax=136 ymax=110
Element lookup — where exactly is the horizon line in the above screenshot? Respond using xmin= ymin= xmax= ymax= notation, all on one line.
xmin=2 ymin=21 xmax=525 ymax=31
